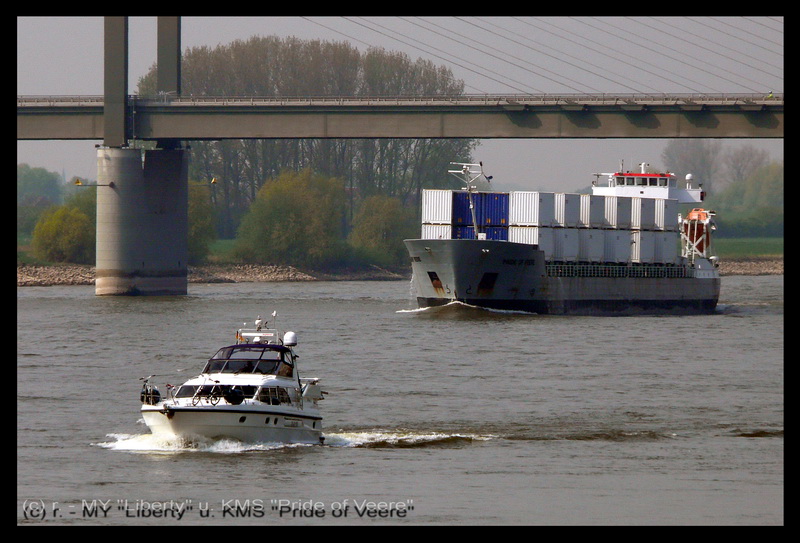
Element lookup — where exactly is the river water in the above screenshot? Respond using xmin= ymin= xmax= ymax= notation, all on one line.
xmin=17 ymin=275 xmax=783 ymax=525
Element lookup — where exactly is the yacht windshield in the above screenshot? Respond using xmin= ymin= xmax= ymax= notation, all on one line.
xmin=202 ymin=345 xmax=291 ymax=375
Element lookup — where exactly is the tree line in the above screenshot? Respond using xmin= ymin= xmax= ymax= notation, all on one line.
xmin=19 ymin=139 xmax=783 ymax=267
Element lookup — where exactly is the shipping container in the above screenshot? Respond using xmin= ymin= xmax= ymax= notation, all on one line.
xmin=631 ymin=230 xmax=656 ymax=263
xmin=655 ymin=198 xmax=679 ymax=231
xmin=578 ymin=229 xmax=604 ymax=262
xmin=603 ymin=195 xmax=633 ymax=229
xmin=631 ymin=197 xmax=657 ymax=230
xmin=509 ymin=226 xmax=554 ymax=256
xmin=451 ymin=191 xmax=509 ymax=226
xmin=509 ymin=191 xmax=556 ymax=226
xmin=451 ymin=191 xmax=472 ymax=225
xmin=579 ymin=194 xmax=605 ymax=228
xmin=452 ymin=225 xmax=508 ymax=241
xmin=654 ymin=231 xmax=681 ymax=264
xmin=552 ymin=228 xmax=580 ymax=261
xmin=421 ymin=224 xmax=452 ymax=240
xmin=421 ymin=190 xmax=453 ymax=224
xmin=603 ymin=230 xmax=632 ymax=263
xmin=554 ymin=193 xmax=581 ymax=227
xmin=480 ymin=192 xmax=509 ymax=226
xmin=486 ymin=226 xmax=509 ymax=241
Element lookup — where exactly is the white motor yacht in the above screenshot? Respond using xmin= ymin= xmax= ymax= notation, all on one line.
xmin=140 ymin=316 xmax=325 ymax=444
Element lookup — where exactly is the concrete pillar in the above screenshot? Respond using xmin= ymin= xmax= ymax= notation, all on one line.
xmin=95 ymin=147 xmax=189 ymax=295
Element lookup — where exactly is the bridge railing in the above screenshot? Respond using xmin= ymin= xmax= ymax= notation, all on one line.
xmin=18 ymin=93 xmax=783 ymax=108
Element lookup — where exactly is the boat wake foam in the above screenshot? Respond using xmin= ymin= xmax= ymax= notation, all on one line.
xmin=95 ymin=433 xmax=305 ymax=453
xmin=324 ymin=429 xmax=495 ymax=448
xmin=96 ymin=429 xmax=495 ymax=453
xmin=397 ymin=301 xmax=534 ymax=317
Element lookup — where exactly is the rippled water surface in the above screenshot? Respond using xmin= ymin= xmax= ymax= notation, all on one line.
xmin=17 ymin=276 xmax=783 ymax=524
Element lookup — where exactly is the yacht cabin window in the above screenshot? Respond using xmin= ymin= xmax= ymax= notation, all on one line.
xmin=202 ymin=345 xmax=293 ymax=376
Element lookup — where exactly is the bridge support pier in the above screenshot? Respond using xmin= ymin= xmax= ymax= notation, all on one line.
xmin=95 ymin=147 xmax=189 ymax=296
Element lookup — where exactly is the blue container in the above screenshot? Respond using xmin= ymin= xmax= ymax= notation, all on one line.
xmin=452 ymin=225 xmax=508 ymax=240
xmin=451 ymin=191 xmax=509 ymax=226
xmin=481 ymin=193 xmax=509 ymax=226
xmin=452 ymin=225 xmax=475 ymax=239
xmin=485 ymin=226 xmax=509 ymax=241
xmin=451 ymin=192 xmax=473 ymax=225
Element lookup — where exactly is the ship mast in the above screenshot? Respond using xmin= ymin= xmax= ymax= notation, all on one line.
xmin=448 ymin=162 xmax=492 ymax=239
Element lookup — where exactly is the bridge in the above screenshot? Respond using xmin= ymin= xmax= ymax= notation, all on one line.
xmin=16 ymin=16 xmax=784 ymax=297
xmin=18 ymin=93 xmax=783 ymax=140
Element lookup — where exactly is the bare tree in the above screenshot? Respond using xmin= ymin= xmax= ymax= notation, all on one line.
xmin=661 ymin=139 xmax=723 ymax=194
xmin=722 ymin=144 xmax=770 ymax=190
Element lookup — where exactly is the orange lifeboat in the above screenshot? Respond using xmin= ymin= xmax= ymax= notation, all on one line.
xmin=682 ymin=208 xmax=715 ymax=257
xmin=686 ymin=208 xmax=711 ymax=221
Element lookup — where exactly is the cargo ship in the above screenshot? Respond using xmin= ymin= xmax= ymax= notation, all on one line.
xmin=404 ymin=162 xmax=720 ymax=315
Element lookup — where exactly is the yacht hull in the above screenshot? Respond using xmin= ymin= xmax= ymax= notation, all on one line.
xmin=141 ymin=404 xmax=323 ymax=444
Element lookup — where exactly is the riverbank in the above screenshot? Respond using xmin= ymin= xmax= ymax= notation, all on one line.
xmin=17 ymin=257 xmax=783 ymax=287
xmin=16 ymin=262 xmax=407 ymax=287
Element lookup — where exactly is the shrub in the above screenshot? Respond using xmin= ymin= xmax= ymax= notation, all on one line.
xmin=234 ymin=169 xmax=347 ymax=268
xmin=348 ymin=195 xmax=416 ymax=267
xmin=31 ymin=206 xmax=95 ymax=264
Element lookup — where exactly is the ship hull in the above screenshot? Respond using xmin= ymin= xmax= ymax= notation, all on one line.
xmin=405 ymin=239 xmax=720 ymax=315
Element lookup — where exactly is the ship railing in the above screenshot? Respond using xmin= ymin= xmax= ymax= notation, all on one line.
xmin=546 ymin=263 xmax=688 ymax=278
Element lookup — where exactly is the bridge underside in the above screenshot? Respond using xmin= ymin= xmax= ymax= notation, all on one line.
xmin=18 ymin=103 xmax=783 ymax=141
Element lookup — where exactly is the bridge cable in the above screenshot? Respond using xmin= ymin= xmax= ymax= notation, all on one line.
xmin=461 ymin=17 xmax=652 ymax=94
xmin=344 ymin=17 xmax=543 ymax=94
xmin=627 ymin=17 xmax=775 ymax=92
xmin=518 ymin=17 xmax=706 ymax=94
xmin=406 ymin=16 xmax=600 ymax=93
xmin=300 ymin=16 xmax=489 ymax=93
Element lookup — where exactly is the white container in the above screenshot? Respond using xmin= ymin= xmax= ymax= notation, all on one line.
xmin=603 ymin=230 xmax=631 ymax=263
xmin=579 ymin=194 xmax=605 ymax=228
xmin=509 ymin=191 xmax=555 ymax=227
xmin=604 ymin=196 xmax=632 ymax=229
xmin=554 ymin=193 xmax=581 ymax=227
xmin=654 ymin=231 xmax=681 ymax=264
xmin=421 ymin=189 xmax=452 ymax=224
xmin=421 ymin=224 xmax=451 ymax=240
xmin=552 ymin=228 xmax=580 ymax=261
xmin=578 ymin=229 xmax=604 ymax=262
xmin=631 ymin=230 xmax=656 ymax=263
xmin=509 ymin=226 xmax=554 ymax=257
xmin=631 ymin=197 xmax=657 ymax=230
xmin=655 ymin=198 xmax=679 ymax=231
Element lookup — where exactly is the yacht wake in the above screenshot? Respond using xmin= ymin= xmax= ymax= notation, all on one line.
xmin=323 ymin=429 xmax=495 ymax=448
xmin=95 ymin=433 xmax=310 ymax=453
xmin=97 ymin=429 xmax=494 ymax=453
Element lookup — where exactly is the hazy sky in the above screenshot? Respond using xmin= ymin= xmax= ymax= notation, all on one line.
xmin=17 ymin=16 xmax=783 ymax=192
